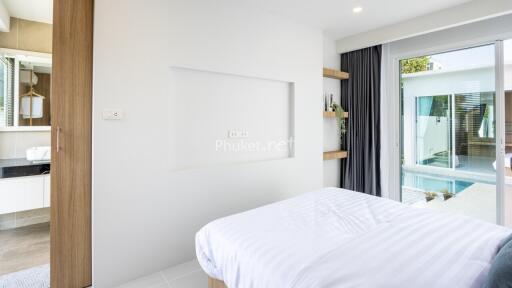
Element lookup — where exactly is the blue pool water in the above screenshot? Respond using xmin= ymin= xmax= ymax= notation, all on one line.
xmin=402 ymin=171 xmax=474 ymax=193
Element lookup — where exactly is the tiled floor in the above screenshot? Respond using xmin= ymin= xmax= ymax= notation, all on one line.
xmin=115 ymin=260 xmax=208 ymax=288
xmin=0 ymin=222 xmax=50 ymax=276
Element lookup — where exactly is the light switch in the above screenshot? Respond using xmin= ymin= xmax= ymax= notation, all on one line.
xmin=102 ymin=109 xmax=124 ymax=120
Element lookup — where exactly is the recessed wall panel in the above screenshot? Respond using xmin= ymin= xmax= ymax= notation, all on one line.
xmin=168 ymin=67 xmax=294 ymax=170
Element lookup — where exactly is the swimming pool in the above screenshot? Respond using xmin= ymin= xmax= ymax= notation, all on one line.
xmin=401 ymin=171 xmax=474 ymax=194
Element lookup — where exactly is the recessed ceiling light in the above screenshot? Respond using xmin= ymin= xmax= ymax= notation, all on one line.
xmin=353 ymin=6 xmax=363 ymax=14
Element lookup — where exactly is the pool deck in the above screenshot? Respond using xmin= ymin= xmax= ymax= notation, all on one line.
xmin=412 ymin=182 xmax=496 ymax=223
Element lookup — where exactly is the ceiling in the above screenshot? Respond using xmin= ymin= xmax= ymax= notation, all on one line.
xmin=239 ymin=0 xmax=473 ymax=39
xmin=0 ymin=0 xmax=474 ymax=37
xmin=2 ymin=0 xmax=53 ymax=24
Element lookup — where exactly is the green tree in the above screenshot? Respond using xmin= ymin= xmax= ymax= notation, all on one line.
xmin=401 ymin=56 xmax=430 ymax=74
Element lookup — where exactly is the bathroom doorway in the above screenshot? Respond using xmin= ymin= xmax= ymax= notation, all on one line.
xmin=0 ymin=0 xmax=54 ymax=285
xmin=0 ymin=0 xmax=93 ymax=287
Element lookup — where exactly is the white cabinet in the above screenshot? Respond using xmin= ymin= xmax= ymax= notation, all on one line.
xmin=43 ymin=174 xmax=51 ymax=207
xmin=0 ymin=175 xmax=50 ymax=214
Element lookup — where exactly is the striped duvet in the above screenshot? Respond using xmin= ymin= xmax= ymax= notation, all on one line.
xmin=196 ymin=187 xmax=511 ymax=288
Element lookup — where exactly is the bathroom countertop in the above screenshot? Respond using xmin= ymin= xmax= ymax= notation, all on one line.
xmin=0 ymin=158 xmax=50 ymax=178
xmin=0 ymin=158 xmax=48 ymax=168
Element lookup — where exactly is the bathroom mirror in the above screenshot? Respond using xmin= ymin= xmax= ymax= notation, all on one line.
xmin=0 ymin=49 xmax=52 ymax=130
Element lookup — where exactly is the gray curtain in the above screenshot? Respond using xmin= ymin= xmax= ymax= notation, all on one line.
xmin=340 ymin=45 xmax=381 ymax=196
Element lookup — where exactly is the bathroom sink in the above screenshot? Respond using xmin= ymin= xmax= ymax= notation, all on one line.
xmin=0 ymin=158 xmax=50 ymax=178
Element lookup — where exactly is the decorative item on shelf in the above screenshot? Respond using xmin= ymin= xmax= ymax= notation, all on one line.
xmin=424 ymin=192 xmax=438 ymax=202
xmin=331 ymin=103 xmax=346 ymax=140
xmin=324 ymin=93 xmax=336 ymax=112
xmin=324 ymin=93 xmax=333 ymax=112
xmin=323 ymin=93 xmax=328 ymax=111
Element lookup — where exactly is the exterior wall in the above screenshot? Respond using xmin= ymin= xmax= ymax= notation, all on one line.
xmin=402 ymin=66 xmax=495 ymax=166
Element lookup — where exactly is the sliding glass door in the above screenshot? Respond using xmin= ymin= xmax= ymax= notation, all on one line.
xmin=400 ymin=45 xmax=498 ymax=223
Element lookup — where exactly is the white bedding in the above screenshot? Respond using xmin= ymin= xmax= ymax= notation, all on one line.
xmin=196 ymin=188 xmax=511 ymax=288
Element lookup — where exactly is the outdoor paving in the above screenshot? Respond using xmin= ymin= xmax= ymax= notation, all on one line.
xmin=411 ymin=182 xmax=497 ymax=223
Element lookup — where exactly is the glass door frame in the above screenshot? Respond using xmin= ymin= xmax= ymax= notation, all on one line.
xmin=495 ymin=40 xmax=506 ymax=225
xmin=392 ymin=41 xmax=508 ymax=226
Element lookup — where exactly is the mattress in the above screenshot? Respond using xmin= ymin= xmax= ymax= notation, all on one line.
xmin=196 ymin=188 xmax=511 ymax=288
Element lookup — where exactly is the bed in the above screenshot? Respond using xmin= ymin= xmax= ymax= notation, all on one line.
xmin=196 ymin=187 xmax=511 ymax=288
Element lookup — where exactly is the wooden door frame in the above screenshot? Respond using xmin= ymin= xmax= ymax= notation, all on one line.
xmin=50 ymin=0 xmax=93 ymax=287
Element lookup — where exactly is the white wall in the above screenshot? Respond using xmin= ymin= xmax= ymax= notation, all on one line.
xmin=0 ymin=131 xmax=50 ymax=159
xmin=167 ymin=67 xmax=293 ymax=171
xmin=386 ymin=15 xmax=512 ymax=59
xmin=336 ymin=0 xmax=512 ymax=53
xmin=322 ymin=35 xmax=341 ymax=187
xmin=93 ymin=1 xmax=323 ymax=287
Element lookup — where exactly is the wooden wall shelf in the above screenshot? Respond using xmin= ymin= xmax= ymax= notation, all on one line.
xmin=323 ymin=111 xmax=348 ymax=118
xmin=323 ymin=68 xmax=349 ymax=162
xmin=323 ymin=150 xmax=348 ymax=161
xmin=323 ymin=68 xmax=349 ymax=80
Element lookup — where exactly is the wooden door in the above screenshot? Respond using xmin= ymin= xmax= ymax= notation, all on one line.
xmin=50 ymin=0 xmax=93 ymax=287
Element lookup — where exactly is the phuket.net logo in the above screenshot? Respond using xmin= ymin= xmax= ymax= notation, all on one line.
xmin=215 ymin=138 xmax=294 ymax=153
